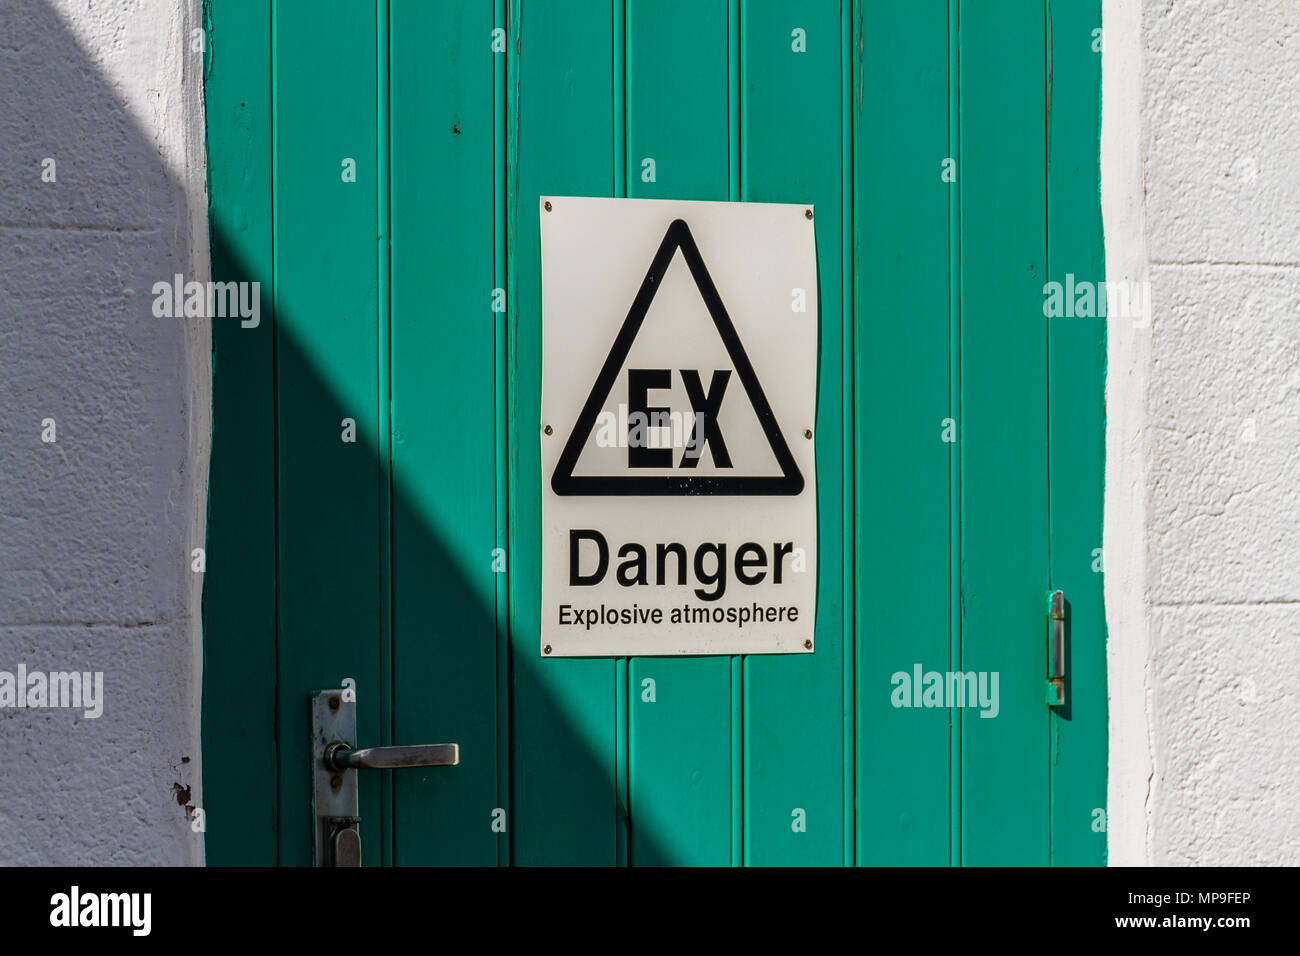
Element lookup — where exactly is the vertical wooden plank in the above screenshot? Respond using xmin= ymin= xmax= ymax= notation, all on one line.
xmin=377 ymin=0 xmax=394 ymax=869
xmin=855 ymin=0 xmax=952 ymax=865
xmin=625 ymin=0 xmax=733 ymax=867
xmin=958 ymin=0 xmax=1050 ymax=865
xmin=947 ymin=0 xmax=963 ymax=860
xmin=201 ymin=0 xmax=278 ymax=866
xmin=494 ymin=0 xmax=511 ymax=869
xmin=728 ymin=0 xmax=743 ymax=870
xmin=274 ymin=0 xmax=383 ymax=866
xmin=612 ymin=0 xmax=631 ymax=868
xmin=511 ymin=0 xmax=620 ymax=865
xmin=1046 ymin=0 xmax=1107 ymax=866
xmin=741 ymin=0 xmax=844 ymax=866
xmin=840 ymin=0 xmax=857 ymax=867
xmin=390 ymin=0 xmax=499 ymax=865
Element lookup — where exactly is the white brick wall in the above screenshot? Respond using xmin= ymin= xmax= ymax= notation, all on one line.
xmin=1105 ymin=0 xmax=1300 ymax=865
xmin=0 ymin=0 xmax=208 ymax=865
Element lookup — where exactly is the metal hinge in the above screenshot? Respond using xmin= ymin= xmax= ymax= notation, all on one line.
xmin=1046 ymin=590 xmax=1066 ymax=706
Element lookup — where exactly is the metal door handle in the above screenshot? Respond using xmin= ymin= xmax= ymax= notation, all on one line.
xmin=324 ymin=742 xmax=459 ymax=771
xmin=311 ymin=689 xmax=460 ymax=866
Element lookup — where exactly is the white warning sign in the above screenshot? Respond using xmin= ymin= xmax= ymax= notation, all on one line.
xmin=540 ymin=196 xmax=817 ymax=657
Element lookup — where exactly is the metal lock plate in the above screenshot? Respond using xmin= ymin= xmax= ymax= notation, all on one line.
xmin=310 ymin=688 xmax=459 ymax=865
xmin=311 ymin=689 xmax=360 ymax=866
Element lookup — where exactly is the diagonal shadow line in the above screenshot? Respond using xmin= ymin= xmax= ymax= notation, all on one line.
xmin=0 ymin=0 xmax=677 ymax=867
xmin=204 ymin=223 xmax=677 ymax=866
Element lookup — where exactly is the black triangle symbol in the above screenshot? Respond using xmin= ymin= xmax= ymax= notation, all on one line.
xmin=551 ymin=218 xmax=804 ymax=497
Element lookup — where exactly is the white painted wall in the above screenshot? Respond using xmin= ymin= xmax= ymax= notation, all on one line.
xmin=0 ymin=0 xmax=208 ymax=864
xmin=1104 ymin=0 xmax=1300 ymax=865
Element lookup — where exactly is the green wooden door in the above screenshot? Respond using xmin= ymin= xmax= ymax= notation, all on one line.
xmin=201 ymin=0 xmax=1106 ymax=866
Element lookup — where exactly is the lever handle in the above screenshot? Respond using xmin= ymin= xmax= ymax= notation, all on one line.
xmin=311 ymin=688 xmax=462 ymax=867
xmin=324 ymin=742 xmax=459 ymax=772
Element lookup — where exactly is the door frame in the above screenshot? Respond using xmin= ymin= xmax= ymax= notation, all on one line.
xmin=198 ymin=0 xmax=1107 ymax=866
